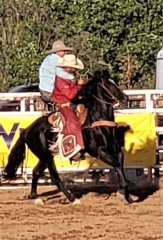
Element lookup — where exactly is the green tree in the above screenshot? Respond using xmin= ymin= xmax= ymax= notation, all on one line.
xmin=0 ymin=0 xmax=163 ymax=91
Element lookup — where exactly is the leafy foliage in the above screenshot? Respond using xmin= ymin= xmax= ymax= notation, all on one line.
xmin=1 ymin=0 xmax=163 ymax=91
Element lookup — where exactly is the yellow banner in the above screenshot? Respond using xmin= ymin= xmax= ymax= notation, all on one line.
xmin=0 ymin=112 xmax=156 ymax=169
xmin=0 ymin=115 xmax=39 ymax=168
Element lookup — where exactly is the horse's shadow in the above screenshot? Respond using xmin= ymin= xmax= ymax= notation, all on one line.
xmin=68 ymin=181 xmax=160 ymax=203
xmin=130 ymin=176 xmax=160 ymax=202
xmin=37 ymin=176 xmax=161 ymax=203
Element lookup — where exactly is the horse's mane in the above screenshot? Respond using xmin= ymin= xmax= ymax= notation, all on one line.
xmin=73 ymin=70 xmax=109 ymax=106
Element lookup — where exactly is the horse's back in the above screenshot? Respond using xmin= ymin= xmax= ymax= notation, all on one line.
xmin=27 ymin=114 xmax=52 ymax=132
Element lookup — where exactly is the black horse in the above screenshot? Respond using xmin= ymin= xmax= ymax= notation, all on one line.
xmin=2 ymin=70 xmax=134 ymax=203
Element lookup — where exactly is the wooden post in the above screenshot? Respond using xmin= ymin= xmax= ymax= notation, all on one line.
xmin=146 ymin=167 xmax=153 ymax=184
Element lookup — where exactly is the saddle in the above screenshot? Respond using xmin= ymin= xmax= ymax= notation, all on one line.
xmin=48 ymin=104 xmax=88 ymax=127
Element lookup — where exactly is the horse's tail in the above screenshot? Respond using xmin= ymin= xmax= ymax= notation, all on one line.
xmin=3 ymin=130 xmax=26 ymax=179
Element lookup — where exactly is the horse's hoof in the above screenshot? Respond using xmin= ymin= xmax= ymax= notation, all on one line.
xmin=126 ymin=194 xmax=138 ymax=204
xmin=116 ymin=190 xmax=135 ymax=204
xmin=72 ymin=198 xmax=81 ymax=205
xmin=0 ymin=177 xmax=10 ymax=184
xmin=28 ymin=194 xmax=37 ymax=199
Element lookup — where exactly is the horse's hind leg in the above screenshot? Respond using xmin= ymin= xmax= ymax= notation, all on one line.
xmin=28 ymin=161 xmax=46 ymax=199
xmin=47 ymin=160 xmax=76 ymax=202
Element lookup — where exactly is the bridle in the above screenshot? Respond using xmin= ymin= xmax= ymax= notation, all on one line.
xmin=99 ymin=80 xmax=124 ymax=105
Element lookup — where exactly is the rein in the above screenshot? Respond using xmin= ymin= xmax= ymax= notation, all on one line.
xmin=92 ymin=94 xmax=113 ymax=105
xmin=92 ymin=80 xmax=123 ymax=107
xmin=99 ymin=81 xmax=120 ymax=104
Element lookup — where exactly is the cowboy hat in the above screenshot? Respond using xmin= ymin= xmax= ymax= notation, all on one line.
xmin=56 ymin=54 xmax=84 ymax=70
xmin=48 ymin=40 xmax=73 ymax=53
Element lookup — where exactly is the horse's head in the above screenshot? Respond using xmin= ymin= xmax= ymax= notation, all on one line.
xmin=105 ymin=80 xmax=128 ymax=107
xmin=93 ymin=70 xmax=128 ymax=107
xmin=72 ymin=70 xmax=128 ymax=109
xmin=76 ymin=70 xmax=128 ymax=106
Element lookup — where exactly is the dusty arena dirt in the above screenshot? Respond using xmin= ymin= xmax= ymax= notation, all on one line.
xmin=0 ymin=178 xmax=163 ymax=240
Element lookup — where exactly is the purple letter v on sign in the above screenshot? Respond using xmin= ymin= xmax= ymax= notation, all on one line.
xmin=0 ymin=123 xmax=19 ymax=150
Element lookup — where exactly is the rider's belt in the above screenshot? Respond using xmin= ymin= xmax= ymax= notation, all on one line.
xmin=56 ymin=102 xmax=70 ymax=108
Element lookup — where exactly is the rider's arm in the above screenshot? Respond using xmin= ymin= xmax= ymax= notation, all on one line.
xmin=54 ymin=76 xmax=80 ymax=101
xmin=56 ymin=67 xmax=74 ymax=80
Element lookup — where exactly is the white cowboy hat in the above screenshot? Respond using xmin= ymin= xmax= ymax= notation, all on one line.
xmin=48 ymin=40 xmax=73 ymax=53
xmin=56 ymin=54 xmax=84 ymax=70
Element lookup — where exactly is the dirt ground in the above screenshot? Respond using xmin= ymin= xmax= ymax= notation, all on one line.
xmin=0 ymin=177 xmax=163 ymax=240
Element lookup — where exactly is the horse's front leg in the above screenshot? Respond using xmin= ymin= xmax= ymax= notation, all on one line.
xmin=99 ymin=150 xmax=134 ymax=204
xmin=47 ymin=160 xmax=76 ymax=202
xmin=114 ymin=151 xmax=134 ymax=203
xmin=28 ymin=161 xmax=46 ymax=199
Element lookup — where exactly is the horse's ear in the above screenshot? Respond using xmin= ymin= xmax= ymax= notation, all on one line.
xmin=102 ymin=69 xmax=110 ymax=79
xmin=94 ymin=69 xmax=110 ymax=80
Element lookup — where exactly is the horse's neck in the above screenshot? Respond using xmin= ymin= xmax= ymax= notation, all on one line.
xmin=106 ymin=106 xmax=115 ymax=121
xmin=88 ymin=104 xmax=115 ymax=122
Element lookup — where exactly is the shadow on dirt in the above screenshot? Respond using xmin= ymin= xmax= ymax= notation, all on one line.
xmin=37 ymin=176 xmax=161 ymax=203
xmin=69 ymin=182 xmax=159 ymax=202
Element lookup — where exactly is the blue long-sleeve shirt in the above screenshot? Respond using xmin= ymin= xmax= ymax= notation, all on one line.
xmin=39 ymin=54 xmax=74 ymax=93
